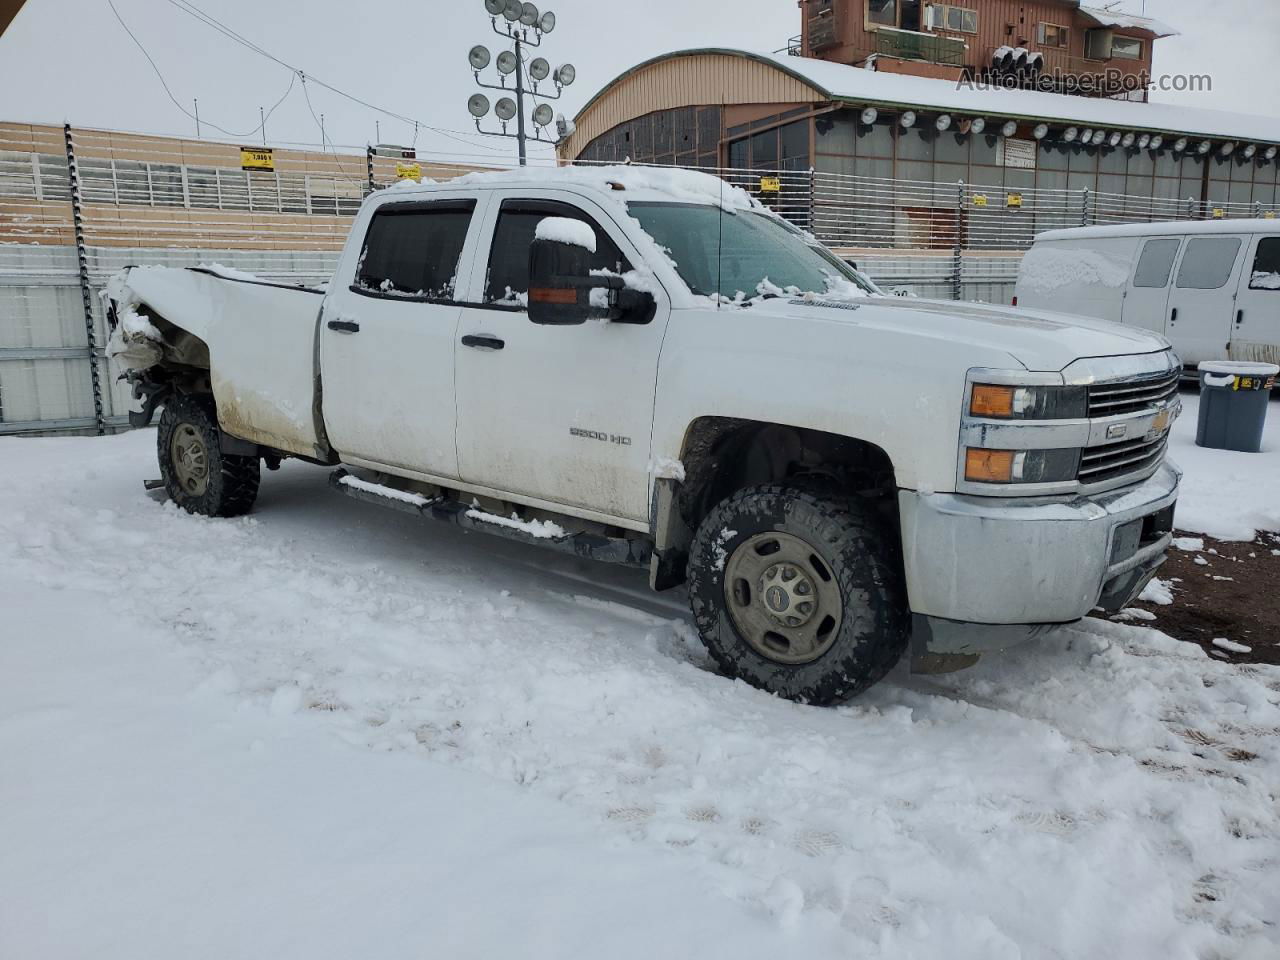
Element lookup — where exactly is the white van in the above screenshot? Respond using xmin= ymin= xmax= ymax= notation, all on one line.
xmin=1014 ymin=220 xmax=1280 ymax=369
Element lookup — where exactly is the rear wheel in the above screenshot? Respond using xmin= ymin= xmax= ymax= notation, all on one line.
xmin=687 ymin=484 xmax=908 ymax=705
xmin=157 ymin=393 xmax=260 ymax=517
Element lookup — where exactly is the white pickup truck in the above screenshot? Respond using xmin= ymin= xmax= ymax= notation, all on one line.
xmin=107 ymin=165 xmax=1182 ymax=705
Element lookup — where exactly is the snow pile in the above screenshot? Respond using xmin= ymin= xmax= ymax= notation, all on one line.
xmin=1169 ymin=391 xmax=1280 ymax=540
xmin=648 ymin=457 xmax=686 ymax=482
xmin=338 ymin=473 xmax=433 ymax=507
xmin=1078 ymin=4 xmax=1179 ymax=37
xmin=1017 ymin=245 xmax=1131 ymax=295
xmin=535 ymin=217 xmax=597 ymax=252
xmin=197 ymin=262 xmax=264 ymax=283
xmin=1139 ymin=577 xmax=1175 ymax=605
xmin=3 ymin=432 xmax=1280 ymax=958
xmin=465 ymin=507 xmax=566 ymax=540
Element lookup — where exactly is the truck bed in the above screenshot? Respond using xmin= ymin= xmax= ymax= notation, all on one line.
xmin=122 ymin=266 xmax=326 ymax=457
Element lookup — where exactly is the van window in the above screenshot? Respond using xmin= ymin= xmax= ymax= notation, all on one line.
xmin=355 ymin=201 xmax=475 ymax=300
xmin=1175 ymin=237 xmax=1242 ymax=291
xmin=1248 ymin=237 xmax=1280 ymax=291
xmin=1133 ymin=238 xmax=1181 ymax=288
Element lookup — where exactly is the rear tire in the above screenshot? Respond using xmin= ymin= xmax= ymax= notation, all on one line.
xmin=157 ymin=393 xmax=260 ymax=517
xmin=687 ymin=484 xmax=908 ymax=705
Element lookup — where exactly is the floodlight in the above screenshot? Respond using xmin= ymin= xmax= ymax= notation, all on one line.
xmin=1062 ymin=126 xmax=1078 ymax=143
xmin=503 ymin=0 xmax=522 ymax=21
xmin=1173 ymin=137 xmax=1188 ymax=152
xmin=529 ymin=57 xmax=551 ymax=81
xmin=555 ymin=63 xmax=576 ymax=86
xmin=484 ymin=0 xmax=504 ymax=14
xmin=1137 ymin=134 xmax=1150 ymax=149
xmin=1219 ymin=141 xmax=1236 ymax=156
xmin=1033 ymin=123 xmax=1049 ymax=140
xmin=532 ymin=103 xmax=554 ymax=127
xmin=468 ymin=93 xmax=491 ymax=118
xmin=520 ymin=2 xmax=539 ymax=26
xmin=495 ymin=97 xmax=517 ymax=121
xmin=1243 ymin=144 xmax=1257 ymax=159
xmin=1080 ymin=128 xmax=1093 ymax=143
xmin=1091 ymin=130 xmax=1105 ymax=145
xmin=860 ymin=106 xmax=878 ymax=125
xmin=469 ymin=45 xmax=491 ymax=71
xmin=934 ymin=114 xmax=952 ymax=132
xmin=1108 ymin=131 xmax=1122 ymax=147
xmin=1266 ymin=146 xmax=1278 ymax=161
xmin=969 ymin=117 xmax=985 ymax=135
xmin=1121 ymin=132 xmax=1135 ymax=148
xmin=496 ymin=50 xmax=518 ymax=74
xmin=1001 ymin=120 xmax=1018 ymax=137
xmin=1149 ymin=135 xmax=1163 ymax=150
xmin=899 ymin=110 xmax=917 ymax=129
xmin=539 ymin=10 xmax=556 ymax=32
xmin=1197 ymin=140 xmax=1212 ymax=154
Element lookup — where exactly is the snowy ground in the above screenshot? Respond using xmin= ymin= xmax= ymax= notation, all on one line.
xmin=3 ymin=393 xmax=1279 ymax=959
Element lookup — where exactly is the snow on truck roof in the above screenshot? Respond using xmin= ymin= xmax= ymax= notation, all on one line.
xmin=387 ymin=164 xmax=763 ymax=212
xmin=582 ymin=50 xmax=1280 ymax=148
xmin=1036 ymin=219 xmax=1280 ymax=242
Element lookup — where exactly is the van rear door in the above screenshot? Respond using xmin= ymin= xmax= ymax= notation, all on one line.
xmin=1165 ymin=234 xmax=1247 ymax=366
xmin=1122 ymin=236 xmax=1182 ymax=335
xmin=1231 ymin=233 xmax=1280 ymax=365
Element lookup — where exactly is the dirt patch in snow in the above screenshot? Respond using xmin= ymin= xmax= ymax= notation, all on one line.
xmin=1122 ymin=530 xmax=1280 ymax=666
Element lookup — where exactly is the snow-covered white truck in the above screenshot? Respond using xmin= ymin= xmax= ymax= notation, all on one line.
xmin=107 ymin=165 xmax=1182 ymax=705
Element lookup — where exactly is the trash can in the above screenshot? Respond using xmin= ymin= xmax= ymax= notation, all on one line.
xmin=1196 ymin=360 xmax=1279 ymax=453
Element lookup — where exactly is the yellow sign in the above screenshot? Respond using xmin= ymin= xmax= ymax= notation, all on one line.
xmin=240 ymin=147 xmax=274 ymax=171
xmin=1212 ymin=208 xmax=1226 ymax=219
xmin=1266 ymin=211 xmax=1278 ymax=219
xmin=972 ymin=194 xmax=988 ymax=207
xmin=396 ymin=162 xmax=423 ymax=181
xmin=759 ymin=176 xmax=781 ymax=194
xmin=1007 ymin=193 xmax=1023 ymax=208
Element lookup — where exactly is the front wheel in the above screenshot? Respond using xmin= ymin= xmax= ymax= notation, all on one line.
xmin=157 ymin=393 xmax=260 ymax=517
xmin=687 ymin=485 xmax=908 ymax=705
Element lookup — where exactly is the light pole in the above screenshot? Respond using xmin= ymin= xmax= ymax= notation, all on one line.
xmin=467 ymin=0 xmax=576 ymax=166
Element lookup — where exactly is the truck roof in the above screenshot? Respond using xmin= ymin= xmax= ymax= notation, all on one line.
xmin=383 ymin=163 xmax=765 ymax=213
xmin=1036 ymin=219 xmax=1280 ymax=243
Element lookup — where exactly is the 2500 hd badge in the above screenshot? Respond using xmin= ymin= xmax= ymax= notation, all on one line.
xmin=570 ymin=427 xmax=632 ymax=446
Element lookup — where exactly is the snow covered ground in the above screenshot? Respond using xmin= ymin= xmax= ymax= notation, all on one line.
xmin=2 ymin=392 xmax=1279 ymax=958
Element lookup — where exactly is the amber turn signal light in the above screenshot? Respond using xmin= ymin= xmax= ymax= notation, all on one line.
xmin=965 ymin=448 xmax=1015 ymax=483
xmin=970 ymin=384 xmax=1016 ymax=418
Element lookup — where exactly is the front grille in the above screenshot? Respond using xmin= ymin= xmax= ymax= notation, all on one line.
xmin=1088 ymin=370 xmax=1180 ymax=418
xmin=1078 ymin=433 xmax=1169 ymax=485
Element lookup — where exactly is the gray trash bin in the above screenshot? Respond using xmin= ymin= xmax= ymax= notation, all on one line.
xmin=1196 ymin=361 xmax=1279 ymax=453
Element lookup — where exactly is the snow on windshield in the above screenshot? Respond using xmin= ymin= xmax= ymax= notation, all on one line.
xmin=1019 ymin=245 xmax=1131 ymax=294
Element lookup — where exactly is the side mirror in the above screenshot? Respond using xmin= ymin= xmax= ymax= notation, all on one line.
xmin=527 ymin=235 xmax=656 ymax=326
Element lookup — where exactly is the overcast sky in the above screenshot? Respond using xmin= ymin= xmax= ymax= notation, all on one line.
xmin=0 ymin=0 xmax=1276 ymax=163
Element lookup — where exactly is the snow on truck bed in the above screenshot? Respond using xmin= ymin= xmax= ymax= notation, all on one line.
xmin=3 ymin=393 xmax=1279 ymax=958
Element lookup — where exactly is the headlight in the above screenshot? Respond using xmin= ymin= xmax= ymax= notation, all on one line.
xmin=969 ymin=383 xmax=1088 ymax=420
xmin=964 ymin=447 xmax=1081 ymax=484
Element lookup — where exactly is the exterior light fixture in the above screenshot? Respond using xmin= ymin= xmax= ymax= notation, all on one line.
xmin=1219 ymin=141 xmax=1236 ymax=156
xmin=467 ymin=93 xmax=491 ymax=118
xmin=519 ymin=2 xmax=540 ymax=26
xmin=1266 ymin=146 xmax=1279 ymax=161
xmin=1197 ymin=140 xmax=1212 ymax=154
xmin=554 ymin=63 xmax=576 ymax=86
xmin=469 ymin=45 xmax=492 ymax=70
xmin=539 ymin=10 xmax=556 ymax=32
xmin=936 ymin=114 xmax=953 ymax=132
xmin=1001 ymin=120 xmax=1018 ymax=137
xmin=1080 ymin=128 xmax=1094 ymax=143
xmin=1062 ymin=126 xmax=1079 ymax=143
xmin=1108 ymin=131 xmax=1123 ymax=147
xmin=532 ymin=103 xmax=554 ymax=127
xmin=970 ymin=117 xmax=986 ymax=135
xmin=1138 ymin=133 xmax=1151 ymax=150
xmin=1033 ymin=123 xmax=1049 ymax=140
xmin=900 ymin=110 xmax=917 ymax=129
xmin=1173 ymin=137 xmax=1188 ymax=152
xmin=860 ymin=107 xmax=879 ymax=125
xmin=495 ymin=50 xmax=518 ymax=74
xmin=1091 ymin=130 xmax=1106 ymax=145
xmin=484 ymin=0 xmax=504 ymax=14
xmin=1243 ymin=144 xmax=1257 ymax=159
xmin=1121 ymin=132 xmax=1136 ymax=148
xmin=1149 ymin=135 xmax=1163 ymax=150
xmin=494 ymin=97 xmax=518 ymax=121
xmin=502 ymin=0 xmax=522 ymax=22
xmin=529 ymin=57 xmax=551 ymax=81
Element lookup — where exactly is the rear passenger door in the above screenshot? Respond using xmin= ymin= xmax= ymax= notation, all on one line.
xmin=321 ymin=197 xmax=481 ymax=476
xmin=1122 ymin=237 xmax=1181 ymax=336
xmin=1165 ymin=235 xmax=1247 ymax=366
xmin=1232 ymin=234 xmax=1280 ymax=363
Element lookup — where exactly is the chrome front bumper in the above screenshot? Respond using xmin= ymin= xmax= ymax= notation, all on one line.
xmin=899 ymin=460 xmax=1181 ymax=627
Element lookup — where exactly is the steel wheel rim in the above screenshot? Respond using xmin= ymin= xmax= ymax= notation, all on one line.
xmin=170 ymin=423 xmax=210 ymax=497
xmin=723 ymin=530 xmax=843 ymax=665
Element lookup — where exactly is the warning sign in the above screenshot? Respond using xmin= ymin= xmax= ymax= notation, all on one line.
xmin=396 ymin=162 xmax=423 ymax=181
xmin=240 ymin=147 xmax=274 ymax=171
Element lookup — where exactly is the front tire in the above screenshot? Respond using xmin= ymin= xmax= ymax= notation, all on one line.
xmin=157 ymin=393 xmax=260 ymax=517
xmin=687 ymin=484 xmax=908 ymax=705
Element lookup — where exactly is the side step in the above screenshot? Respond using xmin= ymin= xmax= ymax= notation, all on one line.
xmin=329 ymin=468 xmax=651 ymax=567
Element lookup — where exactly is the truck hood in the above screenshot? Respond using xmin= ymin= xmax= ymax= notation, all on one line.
xmin=749 ymin=295 xmax=1171 ymax=373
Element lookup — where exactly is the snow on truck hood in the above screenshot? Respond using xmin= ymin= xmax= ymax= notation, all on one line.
xmin=747 ymin=294 xmax=1171 ymax=373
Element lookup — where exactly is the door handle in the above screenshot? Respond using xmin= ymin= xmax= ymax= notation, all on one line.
xmin=1170 ymin=308 xmax=1177 ymax=325
xmin=461 ymin=334 xmax=505 ymax=350
xmin=1236 ymin=309 xmax=1244 ymax=327
xmin=327 ymin=319 xmax=360 ymax=334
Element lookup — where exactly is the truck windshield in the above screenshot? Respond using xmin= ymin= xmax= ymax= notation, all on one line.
xmin=626 ymin=201 xmax=878 ymax=301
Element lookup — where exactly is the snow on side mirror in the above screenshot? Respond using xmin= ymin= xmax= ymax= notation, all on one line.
xmin=527 ymin=218 xmax=654 ymax=326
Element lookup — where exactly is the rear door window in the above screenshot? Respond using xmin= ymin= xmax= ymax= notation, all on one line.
xmin=484 ymin=199 xmax=628 ymax=305
xmin=355 ymin=200 xmax=475 ymax=299
xmin=1132 ymin=238 xmax=1181 ymax=288
xmin=1248 ymin=236 xmax=1280 ymax=290
xmin=1175 ymin=237 xmax=1243 ymax=290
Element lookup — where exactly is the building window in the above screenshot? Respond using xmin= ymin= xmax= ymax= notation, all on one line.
xmin=1037 ymin=23 xmax=1069 ymax=47
xmin=867 ymin=0 xmax=896 ymax=27
xmin=1111 ymin=35 xmax=1143 ymax=59
xmin=931 ymin=4 xmax=977 ymax=33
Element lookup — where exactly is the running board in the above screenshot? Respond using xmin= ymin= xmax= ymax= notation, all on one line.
xmin=329 ymin=468 xmax=651 ymax=567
